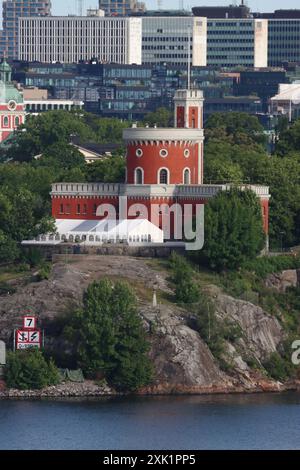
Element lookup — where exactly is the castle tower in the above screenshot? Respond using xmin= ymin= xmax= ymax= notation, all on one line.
xmin=174 ymin=89 xmax=204 ymax=130
xmin=124 ymin=89 xmax=205 ymax=186
xmin=0 ymin=59 xmax=26 ymax=143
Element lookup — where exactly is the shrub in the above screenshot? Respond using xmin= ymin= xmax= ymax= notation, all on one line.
xmin=5 ymin=350 xmax=60 ymax=390
xmin=263 ymin=352 xmax=292 ymax=382
xmin=169 ymin=252 xmax=200 ymax=304
xmin=192 ymin=188 xmax=265 ymax=271
xmin=242 ymin=255 xmax=300 ymax=279
xmin=66 ymin=279 xmax=153 ymax=392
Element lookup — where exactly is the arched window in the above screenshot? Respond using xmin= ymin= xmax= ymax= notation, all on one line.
xmin=183 ymin=168 xmax=191 ymax=185
xmin=15 ymin=116 xmax=20 ymax=126
xmin=135 ymin=167 xmax=144 ymax=184
xmin=3 ymin=116 xmax=9 ymax=127
xmin=159 ymin=168 xmax=169 ymax=185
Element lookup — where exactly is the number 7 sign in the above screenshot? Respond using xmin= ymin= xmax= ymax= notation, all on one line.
xmin=23 ymin=316 xmax=37 ymax=329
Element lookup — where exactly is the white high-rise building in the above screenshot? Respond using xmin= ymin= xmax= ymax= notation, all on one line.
xmin=141 ymin=16 xmax=207 ymax=67
xmin=18 ymin=16 xmax=142 ymax=65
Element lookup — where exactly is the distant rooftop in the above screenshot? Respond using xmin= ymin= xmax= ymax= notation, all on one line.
xmin=192 ymin=5 xmax=251 ymax=19
xmin=131 ymin=10 xmax=192 ymax=17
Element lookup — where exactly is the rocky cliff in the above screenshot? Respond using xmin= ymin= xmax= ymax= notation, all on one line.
xmin=0 ymin=255 xmax=293 ymax=394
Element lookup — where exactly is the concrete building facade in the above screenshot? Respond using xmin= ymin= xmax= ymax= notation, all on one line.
xmin=18 ymin=16 xmax=142 ymax=65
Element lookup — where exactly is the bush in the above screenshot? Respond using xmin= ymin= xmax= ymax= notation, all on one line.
xmin=242 ymin=255 xmax=300 ymax=279
xmin=192 ymin=188 xmax=265 ymax=271
xmin=263 ymin=352 xmax=292 ymax=382
xmin=169 ymin=252 xmax=200 ymax=304
xmin=22 ymin=247 xmax=44 ymax=267
xmin=66 ymin=279 xmax=153 ymax=392
xmin=5 ymin=350 xmax=60 ymax=390
xmin=36 ymin=262 xmax=51 ymax=281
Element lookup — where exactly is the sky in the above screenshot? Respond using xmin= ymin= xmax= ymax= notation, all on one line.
xmin=51 ymin=1 xmax=300 ymax=16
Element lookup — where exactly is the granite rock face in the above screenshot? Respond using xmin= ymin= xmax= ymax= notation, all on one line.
xmin=0 ymin=256 xmax=289 ymax=395
xmin=265 ymin=269 xmax=300 ymax=293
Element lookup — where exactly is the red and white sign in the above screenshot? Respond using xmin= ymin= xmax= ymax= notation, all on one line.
xmin=23 ymin=316 xmax=37 ymax=330
xmin=16 ymin=329 xmax=41 ymax=350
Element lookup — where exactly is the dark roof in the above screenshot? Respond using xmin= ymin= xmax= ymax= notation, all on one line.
xmin=71 ymin=138 xmax=122 ymax=155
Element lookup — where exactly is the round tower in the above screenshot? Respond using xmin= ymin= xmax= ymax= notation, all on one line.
xmin=124 ymin=89 xmax=204 ymax=185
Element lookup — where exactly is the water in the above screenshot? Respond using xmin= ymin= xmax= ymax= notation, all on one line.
xmin=0 ymin=393 xmax=300 ymax=450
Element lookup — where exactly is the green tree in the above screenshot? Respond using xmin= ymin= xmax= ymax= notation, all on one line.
xmin=194 ymin=189 xmax=265 ymax=271
xmin=68 ymin=279 xmax=153 ymax=391
xmin=144 ymin=107 xmax=173 ymax=128
xmin=86 ymin=155 xmax=126 ymax=183
xmin=206 ymin=112 xmax=267 ymax=146
xmin=5 ymin=350 xmax=60 ymax=390
xmin=6 ymin=110 xmax=94 ymax=162
xmin=169 ymin=252 xmax=200 ymax=303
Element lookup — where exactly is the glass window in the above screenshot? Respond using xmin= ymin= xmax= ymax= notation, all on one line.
xmin=159 ymin=169 xmax=169 ymax=184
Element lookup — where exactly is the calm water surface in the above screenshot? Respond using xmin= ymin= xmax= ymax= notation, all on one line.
xmin=0 ymin=393 xmax=300 ymax=450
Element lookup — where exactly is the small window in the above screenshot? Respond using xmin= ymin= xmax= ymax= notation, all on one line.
xmin=159 ymin=169 xmax=169 ymax=184
xmin=3 ymin=116 xmax=9 ymax=127
xmin=184 ymin=149 xmax=190 ymax=158
xmin=184 ymin=169 xmax=191 ymax=185
xmin=15 ymin=116 xmax=20 ymax=126
xmin=160 ymin=149 xmax=168 ymax=158
xmin=93 ymin=203 xmax=97 ymax=215
xmin=83 ymin=204 xmax=87 ymax=215
xmin=59 ymin=204 xmax=64 ymax=214
xmin=136 ymin=148 xmax=143 ymax=157
xmin=76 ymin=204 xmax=81 ymax=215
xmin=135 ymin=168 xmax=143 ymax=184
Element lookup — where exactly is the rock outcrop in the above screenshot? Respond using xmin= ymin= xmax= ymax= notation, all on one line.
xmin=265 ymin=269 xmax=300 ymax=293
xmin=0 ymin=256 xmax=290 ymax=395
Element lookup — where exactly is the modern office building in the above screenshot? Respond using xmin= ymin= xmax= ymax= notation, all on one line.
xmin=18 ymin=15 xmax=142 ymax=64
xmin=98 ymin=0 xmax=146 ymax=16
xmin=255 ymin=10 xmax=300 ymax=66
xmin=141 ymin=16 xmax=207 ymax=67
xmin=12 ymin=61 xmax=268 ymax=121
xmin=0 ymin=0 xmax=51 ymax=60
xmin=205 ymin=18 xmax=268 ymax=68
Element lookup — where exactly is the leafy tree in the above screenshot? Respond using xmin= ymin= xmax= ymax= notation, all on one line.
xmin=193 ymin=189 xmax=265 ymax=271
xmin=0 ymin=230 xmax=19 ymax=263
xmin=144 ymin=107 xmax=173 ymax=128
xmin=86 ymin=155 xmax=126 ymax=183
xmin=67 ymin=279 xmax=153 ymax=391
xmin=5 ymin=350 xmax=60 ymax=390
xmin=206 ymin=112 xmax=267 ymax=146
xmin=169 ymin=252 xmax=200 ymax=303
xmin=6 ymin=110 xmax=94 ymax=162
xmin=275 ymin=119 xmax=300 ymax=156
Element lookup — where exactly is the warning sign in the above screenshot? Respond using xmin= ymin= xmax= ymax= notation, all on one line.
xmin=16 ymin=329 xmax=41 ymax=350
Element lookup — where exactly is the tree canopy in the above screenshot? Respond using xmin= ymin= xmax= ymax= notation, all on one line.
xmin=67 ymin=279 xmax=153 ymax=392
xmin=192 ymin=189 xmax=265 ymax=271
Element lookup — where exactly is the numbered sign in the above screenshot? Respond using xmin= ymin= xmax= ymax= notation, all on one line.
xmin=23 ymin=316 xmax=37 ymax=329
xmin=16 ymin=329 xmax=41 ymax=350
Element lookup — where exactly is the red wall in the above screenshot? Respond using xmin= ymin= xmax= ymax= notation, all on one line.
xmin=52 ymin=195 xmax=269 ymax=237
xmin=126 ymin=143 xmax=201 ymax=185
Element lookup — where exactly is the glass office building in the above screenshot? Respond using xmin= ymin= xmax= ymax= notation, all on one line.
xmin=0 ymin=0 xmax=51 ymax=59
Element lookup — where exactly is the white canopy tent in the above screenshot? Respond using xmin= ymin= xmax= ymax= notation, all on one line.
xmin=22 ymin=219 xmax=164 ymax=246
